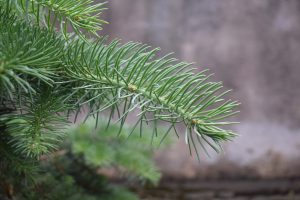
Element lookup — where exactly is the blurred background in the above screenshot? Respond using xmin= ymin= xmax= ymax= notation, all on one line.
xmin=101 ymin=0 xmax=300 ymax=199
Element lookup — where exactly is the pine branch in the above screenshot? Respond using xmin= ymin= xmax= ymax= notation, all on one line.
xmin=0 ymin=2 xmax=239 ymax=157
xmin=4 ymin=0 xmax=108 ymax=40
xmin=0 ymin=9 xmax=63 ymax=97
xmin=63 ymin=39 xmax=239 ymax=155
xmin=1 ymin=87 xmax=68 ymax=158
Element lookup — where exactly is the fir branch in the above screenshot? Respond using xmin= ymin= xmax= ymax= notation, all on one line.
xmin=1 ymin=87 xmax=68 ymax=158
xmin=0 ymin=2 xmax=239 ymax=157
xmin=63 ymin=39 xmax=239 ymax=154
xmin=3 ymin=0 xmax=108 ymax=40
xmin=0 ymin=9 xmax=63 ymax=96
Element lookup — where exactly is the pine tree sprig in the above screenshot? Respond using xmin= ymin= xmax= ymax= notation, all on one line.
xmin=4 ymin=0 xmax=108 ymax=40
xmin=1 ymin=88 xmax=68 ymax=158
xmin=0 ymin=1 xmax=239 ymax=159
xmin=0 ymin=9 xmax=63 ymax=96
xmin=63 ymin=39 xmax=239 ymax=154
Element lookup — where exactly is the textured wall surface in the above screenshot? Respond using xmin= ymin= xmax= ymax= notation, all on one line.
xmin=102 ymin=0 xmax=300 ymax=178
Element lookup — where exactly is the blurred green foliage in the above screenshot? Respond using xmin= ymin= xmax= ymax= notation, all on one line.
xmin=69 ymin=119 xmax=170 ymax=184
xmin=1 ymin=119 xmax=169 ymax=200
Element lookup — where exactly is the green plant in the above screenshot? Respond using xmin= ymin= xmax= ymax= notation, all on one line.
xmin=68 ymin=119 xmax=170 ymax=184
xmin=11 ymin=120 xmax=166 ymax=200
xmin=0 ymin=0 xmax=239 ymax=199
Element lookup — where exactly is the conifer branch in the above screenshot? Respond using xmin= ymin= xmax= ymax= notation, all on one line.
xmin=0 ymin=2 xmax=239 ymax=158
xmin=1 ymin=88 xmax=68 ymax=158
xmin=0 ymin=9 xmax=63 ymax=96
xmin=3 ymin=0 xmax=108 ymax=40
xmin=63 ymin=39 xmax=239 ymax=155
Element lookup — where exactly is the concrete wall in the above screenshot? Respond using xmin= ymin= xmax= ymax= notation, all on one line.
xmin=101 ymin=0 xmax=300 ymax=178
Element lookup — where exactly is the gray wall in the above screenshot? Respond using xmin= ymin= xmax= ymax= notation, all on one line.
xmin=101 ymin=0 xmax=300 ymax=178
